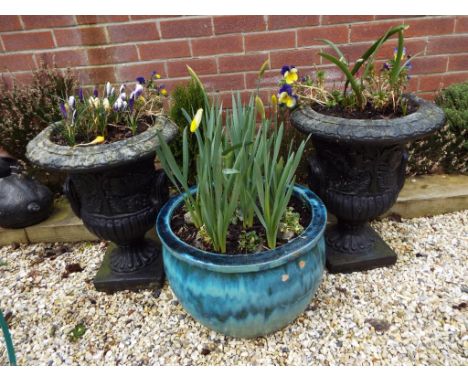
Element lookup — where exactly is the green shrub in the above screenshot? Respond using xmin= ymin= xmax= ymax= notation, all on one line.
xmin=168 ymin=79 xmax=205 ymax=183
xmin=407 ymin=82 xmax=468 ymax=175
xmin=0 ymin=63 xmax=77 ymax=192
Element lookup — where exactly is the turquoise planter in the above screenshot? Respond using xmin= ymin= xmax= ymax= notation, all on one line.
xmin=156 ymin=185 xmax=327 ymax=338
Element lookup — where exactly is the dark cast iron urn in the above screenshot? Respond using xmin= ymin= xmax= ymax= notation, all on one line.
xmin=291 ymin=95 xmax=446 ymax=273
xmin=26 ymin=117 xmax=178 ymax=292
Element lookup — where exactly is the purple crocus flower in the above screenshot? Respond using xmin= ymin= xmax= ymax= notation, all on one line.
xmin=78 ymin=88 xmax=84 ymax=102
xmin=136 ymin=76 xmax=145 ymax=84
xmin=133 ymin=83 xmax=144 ymax=98
xmin=128 ymin=95 xmax=135 ymax=112
xmin=93 ymin=87 xmax=98 ymax=97
xmin=59 ymin=102 xmax=67 ymax=119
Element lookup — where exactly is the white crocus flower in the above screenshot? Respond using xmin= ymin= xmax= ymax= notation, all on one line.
xmin=68 ymin=96 xmax=76 ymax=110
xmin=103 ymin=98 xmax=111 ymax=111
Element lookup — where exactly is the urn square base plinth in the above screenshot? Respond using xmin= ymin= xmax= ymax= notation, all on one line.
xmin=325 ymin=225 xmax=397 ymax=273
xmin=94 ymin=242 xmax=164 ymax=293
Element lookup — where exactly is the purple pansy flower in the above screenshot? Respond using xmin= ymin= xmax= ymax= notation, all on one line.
xmin=281 ymin=65 xmax=290 ymax=75
xmin=136 ymin=76 xmax=145 ymax=85
xmin=279 ymin=84 xmax=293 ymax=95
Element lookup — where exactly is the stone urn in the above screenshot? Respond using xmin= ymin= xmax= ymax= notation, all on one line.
xmin=26 ymin=117 xmax=178 ymax=292
xmin=290 ymin=95 xmax=445 ymax=273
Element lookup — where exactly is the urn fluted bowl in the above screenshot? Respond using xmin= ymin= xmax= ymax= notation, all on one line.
xmin=156 ymin=185 xmax=327 ymax=338
xmin=290 ymin=95 xmax=446 ymax=273
xmin=26 ymin=116 xmax=178 ymax=292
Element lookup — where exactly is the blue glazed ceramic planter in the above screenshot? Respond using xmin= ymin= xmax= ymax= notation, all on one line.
xmin=156 ymin=185 xmax=327 ymax=338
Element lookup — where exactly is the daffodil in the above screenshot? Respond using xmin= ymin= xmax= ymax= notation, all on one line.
xmin=271 ymin=94 xmax=278 ymax=113
xmin=281 ymin=65 xmax=298 ymax=85
xmin=255 ymin=95 xmax=265 ymax=119
xmin=278 ymin=84 xmax=298 ymax=109
xmin=271 ymin=94 xmax=278 ymax=106
xmin=190 ymin=108 xmax=203 ymax=133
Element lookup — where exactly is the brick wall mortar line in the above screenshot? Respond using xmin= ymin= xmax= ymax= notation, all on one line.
xmin=0 ymin=49 xmax=468 ymax=74
xmin=18 ymin=16 xmax=25 ymax=30
xmin=0 ymin=15 xmax=457 ymax=37
xmin=0 ymin=40 xmax=468 ymax=60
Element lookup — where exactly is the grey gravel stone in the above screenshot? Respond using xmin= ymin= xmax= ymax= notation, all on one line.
xmin=0 ymin=210 xmax=467 ymax=365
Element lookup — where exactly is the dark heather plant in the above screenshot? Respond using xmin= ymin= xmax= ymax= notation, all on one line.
xmin=0 ymin=64 xmax=76 ymax=163
xmin=276 ymin=24 xmax=415 ymax=115
xmin=0 ymin=64 xmax=77 ymax=192
xmin=156 ymin=66 xmax=307 ymax=253
xmin=407 ymin=81 xmax=468 ymax=175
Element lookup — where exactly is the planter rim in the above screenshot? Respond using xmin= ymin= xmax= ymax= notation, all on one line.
xmin=25 ymin=116 xmax=178 ymax=173
xmin=290 ymin=94 xmax=446 ymax=145
xmin=156 ymin=184 xmax=327 ymax=273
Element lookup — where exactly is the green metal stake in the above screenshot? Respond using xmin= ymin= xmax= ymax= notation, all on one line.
xmin=0 ymin=309 xmax=16 ymax=366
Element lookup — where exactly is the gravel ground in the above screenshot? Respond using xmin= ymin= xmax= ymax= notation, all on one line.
xmin=0 ymin=210 xmax=467 ymax=366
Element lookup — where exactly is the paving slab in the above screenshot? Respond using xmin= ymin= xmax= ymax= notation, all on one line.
xmin=0 ymin=175 xmax=467 ymax=245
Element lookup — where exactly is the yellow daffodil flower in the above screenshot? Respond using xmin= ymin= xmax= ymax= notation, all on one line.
xmin=271 ymin=94 xmax=278 ymax=114
xmin=190 ymin=108 xmax=203 ymax=133
xmin=255 ymin=95 xmax=265 ymax=119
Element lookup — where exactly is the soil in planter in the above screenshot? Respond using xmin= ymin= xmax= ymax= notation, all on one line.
xmin=170 ymin=196 xmax=312 ymax=255
xmin=50 ymin=115 xmax=155 ymax=146
xmin=312 ymin=101 xmax=418 ymax=120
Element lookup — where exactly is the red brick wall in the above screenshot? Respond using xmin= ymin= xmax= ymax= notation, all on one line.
xmin=1 ymin=15 xmax=467 ymax=103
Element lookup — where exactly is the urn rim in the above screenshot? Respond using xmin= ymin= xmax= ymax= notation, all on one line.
xmin=290 ymin=94 xmax=446 ymax=145
xmin=25 ymin=115 xmax=178 ymax=173
xmin=156 ymin=184 xmax=327 ymax=274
